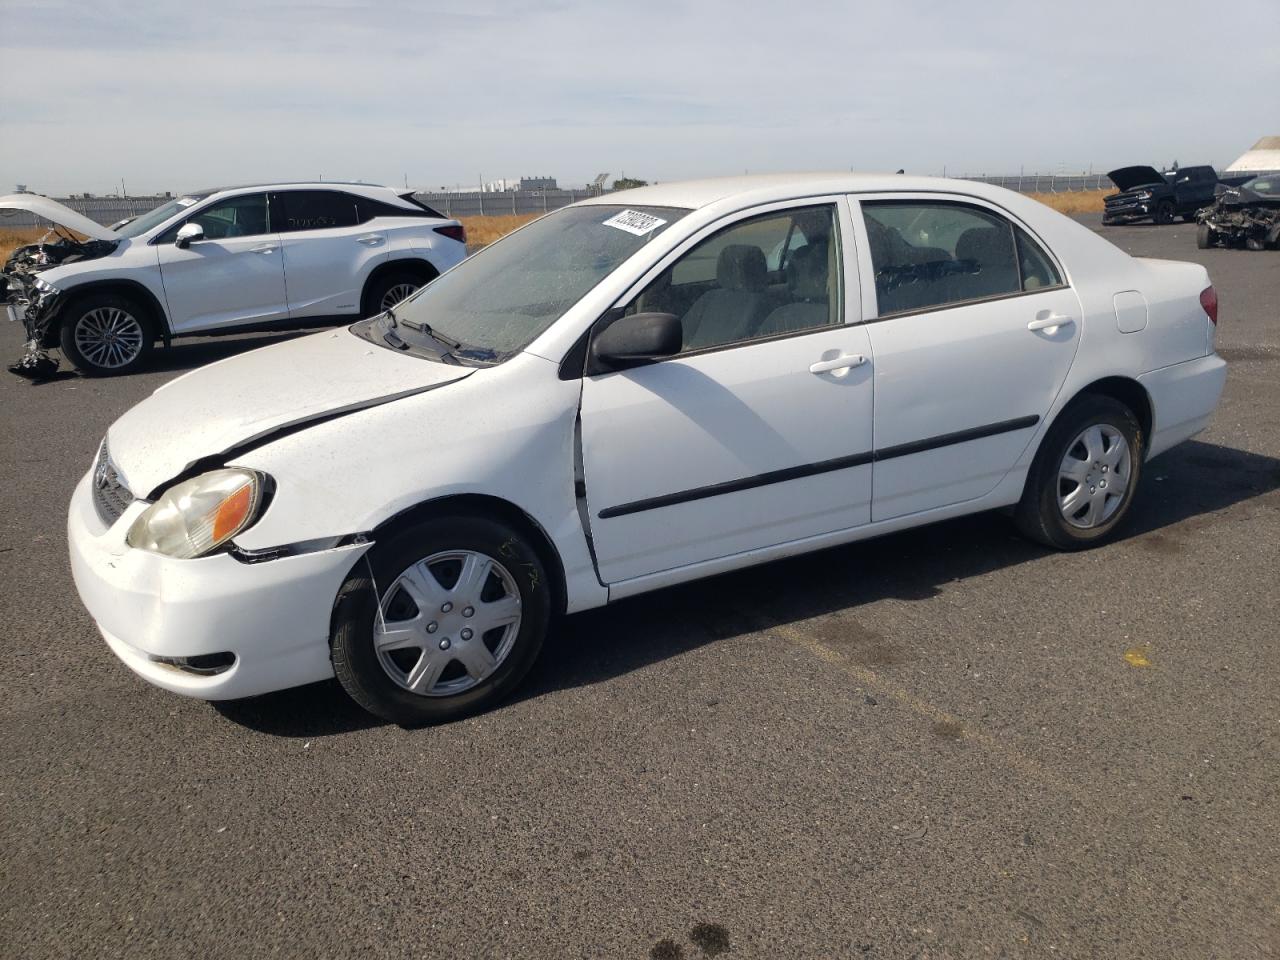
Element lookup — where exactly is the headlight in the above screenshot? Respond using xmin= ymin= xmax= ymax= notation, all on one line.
xmin=32 ymin=276 xmax=61 ymax=294
xmin=127 ymin=468 xmax=267 ymax=559
xmin=1135 ymin=191 xmax=1152 ymax=200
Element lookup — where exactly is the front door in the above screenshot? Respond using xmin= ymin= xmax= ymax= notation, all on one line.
xmin=853 ymin=196 xmax=1082 ymax=521
xmin=579 ymin=200 xmax=876 ymax=584
xmin=156 ymin=192 xmax=288 ymax=332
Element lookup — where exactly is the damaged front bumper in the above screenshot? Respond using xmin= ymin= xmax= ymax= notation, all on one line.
xmin=4 ymin=277 xmax=66 ymax=378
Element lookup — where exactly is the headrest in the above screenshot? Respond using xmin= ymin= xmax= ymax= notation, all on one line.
xmin=716 ymin=244 xmax=767 ymax=291
xmin=955 ymin=227 xmax=1014 ymax=267
xmin=787 ymin=242 xmax=829 ymax=301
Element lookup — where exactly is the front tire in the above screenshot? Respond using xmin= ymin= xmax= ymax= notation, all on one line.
xmin=1245 ymin=236 xmax=1266 ymax=252
xmin=1196 ymin=222 xmax=1214 ymax=249
xmin=59 ymin=292 xmax=154 ymax=376
xmin=330 ymin=515 xmax=551 ymax=725
xmin=1015 ymin=395 xmax=1143 ymax=550
xmin=1154 ymin=201 xmax=1175 ymax=225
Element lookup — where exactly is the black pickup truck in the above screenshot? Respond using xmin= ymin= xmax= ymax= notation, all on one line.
xmin=1102 ymin=165 xmax=1236 ymax=226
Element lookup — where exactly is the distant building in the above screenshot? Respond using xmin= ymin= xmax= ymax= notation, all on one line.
xmin=1226 ymin=136 xmax=1280 ymax=173
xmin=519 ymin=176 xmax=558 ymax=192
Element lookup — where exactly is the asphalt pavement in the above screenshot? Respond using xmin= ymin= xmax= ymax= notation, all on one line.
xmin=1 ymin=215 xmax=1277 ymax=959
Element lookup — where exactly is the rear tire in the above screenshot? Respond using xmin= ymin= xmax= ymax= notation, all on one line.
xmin=1014 ymin=395 xmax=1143 ymax=550
xmin=361 ymin=266 xmax=434 ymax=318
xmin=1246 ymin=236 xmax=1266 ymax=252
xmin=58 ymin=292 xmax=154 ymax=376
xmin=330 ymin=514 xmax=551 ymax=725
xmin=1196 ymin=222 xmax=1214 ymax=250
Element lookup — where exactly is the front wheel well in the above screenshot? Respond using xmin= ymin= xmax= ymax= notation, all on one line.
xmin=49 ymin=281 xmax=170 ymax=348
xmin=369 ymin=494 xmax=568 ymax=616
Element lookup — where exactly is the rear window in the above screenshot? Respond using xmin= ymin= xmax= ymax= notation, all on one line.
xmin=276 ymin=191 xmax=360 ymax=232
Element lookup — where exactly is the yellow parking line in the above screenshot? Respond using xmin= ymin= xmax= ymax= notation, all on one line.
xmin=771 ymin=622 xmax=1069 ymax=791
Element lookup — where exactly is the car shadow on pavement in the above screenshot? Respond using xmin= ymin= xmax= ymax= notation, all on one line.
xmin=211 ymin=677 xmax=385 ymax=737
xmin=211 ymin=440 xmax=1279 ymax=736
xmin=146 ymin=330 xmax=318 ymax=375
xmin=518 ymin=439 xmax=1280 ymax=703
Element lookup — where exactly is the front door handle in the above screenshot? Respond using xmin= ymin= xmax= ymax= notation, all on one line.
xmin=1027 ymin=314 xmax=1075 ymax=332
xmin=250 ymin=244 xmax=277 ymax=254
xmin=356 ymin=234 xmax=384 ymax=246
xmin=809 ymin=354 xmax=867 ymax=374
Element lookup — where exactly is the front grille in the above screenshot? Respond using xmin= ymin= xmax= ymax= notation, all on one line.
xmin=91 ymin=439 xmax=136 ymax=527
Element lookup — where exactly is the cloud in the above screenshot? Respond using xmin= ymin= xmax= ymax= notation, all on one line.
xmin=0 ymin=0 xmax=1276 ymax=194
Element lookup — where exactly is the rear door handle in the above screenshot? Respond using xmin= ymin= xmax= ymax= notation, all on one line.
xmin=356 ymin=234 xmax=384 ymax=246
xmin=809 ymin=354 xmax=867 ymax=374
xmin=250 ymin=244 xmax=276 ymax=254
xmin=1027 ymin=314 xmax=1075 ymax=332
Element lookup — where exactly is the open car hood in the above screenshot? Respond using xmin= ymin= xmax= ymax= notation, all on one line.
xmin=1106 ymin=166 xmax=1168 ymax=193
xmin=0 ymin=193 xmax=120 ymax=242
xmin=107 ymin=327 xmax=473 ymax=497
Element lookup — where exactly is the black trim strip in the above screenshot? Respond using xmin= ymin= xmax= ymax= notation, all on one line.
xmin=874 ymin=414 xmax=1039 ymax=462
xmin=598 ymin=450 xmax=874 ymax=519
xmin=596 ymin=414 xmax=1039 ymax=519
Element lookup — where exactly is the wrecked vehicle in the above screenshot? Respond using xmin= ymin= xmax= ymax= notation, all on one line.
xmin=1196 ymin=176 xmax=1280 ymax=250
xmin=2 ymin=185 xmax=467 ymax=379
xmin=1102 ymin=165 xmax=1226 ymax=225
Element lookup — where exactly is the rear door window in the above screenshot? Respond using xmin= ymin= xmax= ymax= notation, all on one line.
xmin=275 ymin=191 xmax=360 ymax=232
xmin=862 ymin=201 xmax=1060 ymax=316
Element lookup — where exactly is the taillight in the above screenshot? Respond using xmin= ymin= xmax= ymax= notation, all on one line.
xmin=434 ymin=224 xmax=466 ymax=244
xmin=1199 ymin=285 xmax=1218 ymax=325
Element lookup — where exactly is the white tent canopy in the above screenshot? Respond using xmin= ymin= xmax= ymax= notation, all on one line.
xmin=1226 ymin=136 xmax=1280 ymax=173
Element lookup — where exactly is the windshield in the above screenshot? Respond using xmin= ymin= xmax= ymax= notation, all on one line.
xmin=115 ymin=195 xmax=208 ymax=238
xmin=1243 ymin=176 xmax=1279 ymax=197
xmin=384 ymin=204 xmax=688 ymax=357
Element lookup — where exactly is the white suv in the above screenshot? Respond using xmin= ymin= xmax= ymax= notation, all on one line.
xmin=2 ymin=183 xmax=467 ymax=376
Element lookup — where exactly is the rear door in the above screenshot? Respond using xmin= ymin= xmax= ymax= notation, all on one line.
xmin=274 ymin=190 xmax=387 ymax=318
xmin=853 ymin=195 xmax=1082 ymax=521
xmin=579 ymin=198 xmax=876 ymax=584
xmin=155 ymin=192 xmax=289 ymax=332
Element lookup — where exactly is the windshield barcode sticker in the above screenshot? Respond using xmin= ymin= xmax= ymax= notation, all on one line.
xmin=602 ymin=209 xmax=666 ymax=236
xmin=176 ymin=197 xmax=198 ymax=207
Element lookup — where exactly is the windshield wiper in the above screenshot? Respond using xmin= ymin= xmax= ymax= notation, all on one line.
xmin=380 ymin=309 xmax=409 ymax=350
xmin=400 ymin=313 xmax=461 ymax=350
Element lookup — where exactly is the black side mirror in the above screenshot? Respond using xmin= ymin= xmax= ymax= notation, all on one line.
xmin=589 ymin=312 xmax=682 ymax=373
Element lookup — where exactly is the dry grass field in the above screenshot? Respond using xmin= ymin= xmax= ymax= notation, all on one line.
xmin=1027 ymin=189 xmax=1108 ymax=214
xmin=1 ymin=227 xmax=46 ymax=262
xmin=459 ymin=213 xmax=540 ymax=248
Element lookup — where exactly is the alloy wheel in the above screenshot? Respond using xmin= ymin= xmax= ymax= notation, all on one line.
xmin=380 ymin=283 xmax=419 ymax=312
xmin=374 ymin=550 xmax=522 ymax=697
xmin=1058 ymin=424 xmax=1132 ymax=529
xmin=74 ymin=307 xmax=145 ymax=369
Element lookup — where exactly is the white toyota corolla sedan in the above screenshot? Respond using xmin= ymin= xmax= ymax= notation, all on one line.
xmin=68 ymin=174 xmax=1227 ymax=724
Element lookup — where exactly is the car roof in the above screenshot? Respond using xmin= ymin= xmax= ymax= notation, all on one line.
xmin=188 ymin=182 xmax=412 ymax=203
xmin=576 ymin=172 xmax=1020 ymax=211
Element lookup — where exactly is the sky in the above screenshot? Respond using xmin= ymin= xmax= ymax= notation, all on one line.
xmin=1 ymin=0 xmax=1277 ymax=196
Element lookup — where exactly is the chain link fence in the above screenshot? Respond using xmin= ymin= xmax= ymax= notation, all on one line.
xmin=0 ymin=172 xmax=1227 ymax=229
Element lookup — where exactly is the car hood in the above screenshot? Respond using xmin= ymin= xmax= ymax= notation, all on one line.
xmin=0 ymin=193 xmax=120 ymax=241
xmin=107 ymin=327 xmax=473 ymax=497
xmin=1106 ymin=166 xmax=1168 ymax=192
